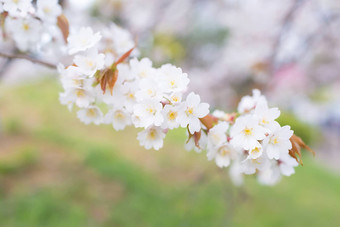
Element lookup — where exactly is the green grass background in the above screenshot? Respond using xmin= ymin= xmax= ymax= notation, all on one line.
xmin=0 ymin=79 xmax=339 ymax=227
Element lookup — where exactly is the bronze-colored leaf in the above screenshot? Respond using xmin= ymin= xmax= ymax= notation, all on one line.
xmin=99 ymin=68 xmax=119 ymax=95
xmin=289 ymin=134 xmax=315 ymax=165
xmin=186 ymin=129 xmax=202 ymax=149
xmin=57 ymin=14 xmax=69 ymax=43
xmin=115 ymin=47 xmax=135 ymax=65
xmin=199 ymin=114 xmax=219 ymax=131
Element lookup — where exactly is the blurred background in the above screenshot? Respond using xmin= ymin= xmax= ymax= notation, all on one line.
xmin=0 ymin=0 xmax=339 ymax=226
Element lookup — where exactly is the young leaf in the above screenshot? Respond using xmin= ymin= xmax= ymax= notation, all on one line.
xmin=57 ymin=14 xmax=69 ymax=43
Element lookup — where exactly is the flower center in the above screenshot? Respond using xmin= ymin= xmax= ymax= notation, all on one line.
xmin=168 ymin=111 xmax=177 ymax=120
xmin=147 ymin=130 xmax=157 ymax=140
xmin=115 ymin=111 xmax=125 ymax=120
xmin=76 ymin=89 xmax=85 ymax=97
xmin=219 ymin=147 xmax=230 ymax=156
xmin=172 ymin=96 xmax=179 ymax=102
xmin=261 ymin=118 xmax=269 ymax=125
xmin=251 ymin=147 xmax=261 ymax=155
xmin=43 ymin=7 xmax=51 ymax=13
xmin=271 ymin=137 xmax=279 ymax=144
xmin=127 ymin=92 xmax=135 ymax=99
xmin=86 ymin=109 xmax=97 ymax=117
xmin=243 ymin=127 xmax=253 ymax=136
xmin=186 ymin=107 xmax=194 ymax=116
xmin=23 ymin=23 xmax=30 ymax=31
xmin=146 ymin=107 xmax=155 ymax=114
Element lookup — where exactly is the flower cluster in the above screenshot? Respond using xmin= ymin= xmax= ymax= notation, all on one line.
xmin=59 ymin=25 xmax=210 ymax=152
xmin=1 ymin=0 xmax=64 ymax=52
xmin=0 ymin=1 xmax=312 ymax=186
xmin=188 ymin=90 xmax=299 ymax=186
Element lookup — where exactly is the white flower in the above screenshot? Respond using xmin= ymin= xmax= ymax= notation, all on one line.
xmin=135 ymin=78 xmax=163 ymax=102
xmin=59 ymin=92 xmax=74 ymax=111
xmin=5 ymin=16 xmax=42 ymax=51
xmin=161 ymin=105 xmax=180 ymax=129
xmin=105 ymin=108 xmax=131 ymax=131
xmin=184 ymin=131 xmax=207 ymax=153
xmin=74 ymin=49 xmax=105 ymax=76
xmin=279 ymin=152 xmax=298 ymax=176
xmin=95 ymin=83 xmax=124 ymax=108
xmin=3 ymin=0 xmax=32 ymax=16
xmin=137 ymin=126 xmax=166 ymax=150
xmin=207 ymin=122 xmax=229 ymax=149
xmin=77 ymin=106 xmax=103 ymax=125
xmin=177 ymin=92 xmax=210 ymax=134
xmin=61 ymin=87 xmax=94 ymax=108
xmin=117 ymin=63 xmax=134 ymax=80
xmin=121 ymin=81 xmax=138 ymax=112
xmin=254 ymin=99 xmax=280 ymax=131
xmin=130 ymin=58 xmax=156 ymax=79
xmin=214 ymin=144 xmax=234 ymax=168
xmin=133 ymin=99 xmax=164 ymax=128
xmin=159 ymin=64 xmax=189 ymax=93
xmin=37 ymin=0 xmax=62 ymax=23
xmin=167 ymin=92 xmax=182 ymax=104
xmin=59 ymin=66 xmax=86 ymax=89
xmin=248 ymin=145 xmax=263 ymax=159
xmin=230 ymin=115 xmax=267 ymax=150
xmin=238 ymin=89 xmax=267 ymax=114
xmin=263 ymin=125 xmax=293 ymax=160
xmin=109 ymin=24 xmax=135 ymax=55
xmin=68 ymin=27 xmax=102 ymax=55
xmin=241 ymin=155 xmax=269 ymax=175
xmin=257 ymin=166 xmax=282 ymax=186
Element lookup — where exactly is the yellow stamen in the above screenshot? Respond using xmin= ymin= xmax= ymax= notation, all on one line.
xmin=86 ymin=109 xmax=97 ymax=117
xmin=115 ymin=112 xmax=125 ymax=120
xmin=22 ymin=23 xmax=30 ymax=31
xmin=186 ymin=107 xmax=194 ymax=116
xmin=219 ymin=147 xmax=230 ymax=156
xmin=76 ymin=89 xmax=85 ymax=97
xmin=168 ymin=111 xmax=177 ymax=120
xmin=147 ymin=129 xmax=157 ymax=140
xmin=243 ymin=128 xmax=253 ymax=136
xmin=251 ymin=147 xmax=261 ymax=154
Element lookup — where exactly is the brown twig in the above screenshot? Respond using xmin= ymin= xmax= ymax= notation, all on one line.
xmin=0 ymin=51 xmax=57 ymax=69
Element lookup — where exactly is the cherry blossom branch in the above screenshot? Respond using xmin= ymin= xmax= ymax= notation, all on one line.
xmin=0 ymin=51 xmax=57 ymax=69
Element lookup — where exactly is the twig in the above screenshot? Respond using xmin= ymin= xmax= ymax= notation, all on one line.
xmin=0 ymin=51 xmax=57 ymax=69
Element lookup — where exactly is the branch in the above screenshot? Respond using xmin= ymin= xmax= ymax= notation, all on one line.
xmin=0 ymin=51 xmax=57 ymax=69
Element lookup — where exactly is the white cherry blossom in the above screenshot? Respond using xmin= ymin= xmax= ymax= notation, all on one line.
xmin=3 ymin=0 xmax=32 ymax=16
xmin=77 ymin=106 xmax=103 ymax=125
xmin=254 ymin=99 xmax=281 ymax=131
xmin=36 ymin=0 xmax=62 ymax=23
xmin=137 ymin=126 xmax=166 ymax=150
xmin=237 ymin=89 xmax=267 ymax=114
xmin=68 ymin=27 xmax=102 ymax=55
xmin=230 ymin=115 xmax=267 ymax=150
xmin=133 ymin=99 xmax=164 ymax=128
xmin=159 ymin=64 xmax=190 ymax=93
xmin=105 ymin=108 xmax=132 ymax=131
xmin=161 ymin=105 xmax=180 ymax=129
xmin=263 ymin=125 xmax=293 ymax=160
xmin=130 ymin=58 xmax=156 ymax=79
xmin=177 ymin=92 xmax=210 ymax=134
xmin=74 ymin=49 xmax=105 ymax=76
